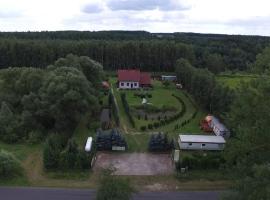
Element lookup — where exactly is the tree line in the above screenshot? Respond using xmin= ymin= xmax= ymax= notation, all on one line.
xmin=175 ymin=58 xmax=234 ymax=116
xmin=0 ymin=31 xmax=269 ymax=73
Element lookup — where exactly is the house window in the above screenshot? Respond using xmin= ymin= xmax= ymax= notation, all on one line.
xmin=121 ymin=82 xmax=124 ymax=86
xmin=188 ymin=143 xmax=192 ymax=146
xmin=127 ymin=83 xmax=129 ymax=86
xmin=134 ymin=83 xmax=137 ymax=87
xmin=201 ymin=144 xmax=206 ymax=147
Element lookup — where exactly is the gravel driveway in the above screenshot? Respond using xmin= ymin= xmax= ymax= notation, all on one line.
xmin=93 ymin=152 xmax=174 ymax=175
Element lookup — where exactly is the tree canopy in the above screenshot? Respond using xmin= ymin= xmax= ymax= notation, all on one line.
xmin=0 ymin=54 xmax=103 ymax=143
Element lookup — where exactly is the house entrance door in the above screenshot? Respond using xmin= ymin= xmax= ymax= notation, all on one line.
xmin=131 ymin=83 xmax=133 ymax=88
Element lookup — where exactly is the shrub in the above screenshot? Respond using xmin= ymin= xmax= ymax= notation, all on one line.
xmin=27 ymin=130 xmax=44 ymax=144
xmin=148 ymin=124 xmax=153 ymax=129
xmin=179 ymin=153 xmax=224 ymax=170
xmin=140 ymin=126 xmax=147 ymax=131
xmin=43 ymin=134 xmax=66 ymax=170
xmin=97 ymin=169 xmax=135 ymax=200
xmin=148 ymin=132 xmax=172 ymax=152
xmin=0 ymin=150 xmax=22 ymax=178
xmin=144 ymin=114 xmax=148 ymax=120
xmin=153 ymin=122 xmax=160 ymax=128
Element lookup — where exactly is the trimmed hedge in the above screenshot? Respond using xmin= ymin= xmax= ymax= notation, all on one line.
xmin=144 ymin=94 xmax=187 ymax=130
xmin=109 ymin=90 xmax=120 ymax=126
xmin=120 ymin=93 xmax=135 ymax=127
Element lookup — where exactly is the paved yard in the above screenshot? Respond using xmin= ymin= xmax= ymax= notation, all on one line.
xmin=93 ymin=152 xmax=174 ymax=175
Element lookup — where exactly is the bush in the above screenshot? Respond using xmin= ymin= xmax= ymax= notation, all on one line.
xmin=148 ymin=132 xmax=172 ymax=152
xmin=148 ymin=124 xmax=153 ymax=129
xmin=0 ymin=150 xmax=22 ymax=178
xmin=43 ymin=134 xmax=67 ymax=170
xmin=140 ymin=126 xmax=146 ymax=131
xmin=44 ymin=135 xmax=94 ymax=170
xmin=179 ymin=153 xmax=224 ymax=170
xmin=27 ymin=130 xmax=44 ymax=144
xmin=97 ymin=169 xmax=135 ymax=200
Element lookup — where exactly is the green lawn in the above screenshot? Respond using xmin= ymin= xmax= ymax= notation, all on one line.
xmin=0 ymin=142 xmax=41 ymax=186
xmin=0 ymin=142 xmax=41 ymax=161
xmin=109 ymin=78 xmax=206 ymax=151
xmin=216 ymin=74 xmax=257 ymax=89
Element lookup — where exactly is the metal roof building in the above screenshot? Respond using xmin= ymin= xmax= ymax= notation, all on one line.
xmin=178 ymin=134 xmax=226 ymax=151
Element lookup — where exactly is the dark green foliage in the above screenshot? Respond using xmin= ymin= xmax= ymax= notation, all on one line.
xmin=0 ymin=55 xmax=103 ymax=143
xmin=43 ymin=135 xmax=92 ymax=170
xmin=224 ymin=77 xmax=270 ymax=170
xmin=148 ymin=132 xmax=172 ymax=152
xmin=177 ymin=152 xmax=224 ymax=170
xmin=0 ymin=102 xmax=19 ymax=143
xmin=140 ymin=126 xmax=146 ymax=131
xmin=0 ymin=31 xmax=268 ymax=73
xmin=60 ymin=139 xmax=79 ymax=169
xmin=222 ymin=164 xmax=270 ymax=200
xmin=96 ymin=129 xmax=127 ymax=151
xmin=252 ymin=46 xmax=270 ymax=74
xmin=96 ymin=169 xmax=135 ymax=200
xmin=175 ymin=58 xmax=234 ymax=115
xmin=222 ymin=77 xmax=270 ymax=199
xmin=120 ymin=93 xmax=135 ymax=127
xmin=108 ymin=91 xmax=120 ymax=126
xmin=162 ymin=80 xmax=170 ymax=88
xmin=0 ymin=150 xmax=22 ymax=178
xmin=43 ymin=134 xmax=66 ymax=170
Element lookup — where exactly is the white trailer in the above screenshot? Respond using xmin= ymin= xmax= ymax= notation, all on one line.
xmin=85 ymin=137 xmax=93 ymax=152
xmin=178 ymin=134 xmax=225 ymax=151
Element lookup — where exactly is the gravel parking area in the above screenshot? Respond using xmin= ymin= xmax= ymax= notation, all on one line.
xmin=93 ymin=152 xmax=174 ymax=175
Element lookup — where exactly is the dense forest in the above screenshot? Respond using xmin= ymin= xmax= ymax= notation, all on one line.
xmin=0 ymin=54 xmax=104 ymax=143
xmin=0 ymin=31 xmax=269 ymax=73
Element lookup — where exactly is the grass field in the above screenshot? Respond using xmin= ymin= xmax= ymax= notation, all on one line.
xmin=216 ymin=74 xmax=257 ymax=89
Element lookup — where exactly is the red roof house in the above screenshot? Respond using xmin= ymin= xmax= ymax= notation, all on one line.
xmin=117 ymin=69 xmax=151 ymax=89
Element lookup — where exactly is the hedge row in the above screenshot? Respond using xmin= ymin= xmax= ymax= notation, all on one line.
xmin=176 ymin=153 xmax=225 ymax=170
xmin=120 ymin=93 xmax=135 ymax=128
xmin=108 ymin=90 xmax=120 ymax=126
xmin=140 ymin=94 xmax=186 ymax=131
xmin=134 ymin=92 xmax=152 ymax=99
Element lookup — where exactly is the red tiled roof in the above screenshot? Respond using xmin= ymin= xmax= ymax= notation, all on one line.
xmin=117 ymin=69 xmax=151 ymax=85
xmin=140 ymin=72 xmax=151 ymax=85
xmin=118 ymin=69 xmax=140 ymax=82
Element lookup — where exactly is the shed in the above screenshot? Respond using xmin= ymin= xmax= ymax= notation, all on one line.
xmin=161 ymin=75 xmax=177 ymax=81
xmin=178 ymin=134 xmax=226 ymax=151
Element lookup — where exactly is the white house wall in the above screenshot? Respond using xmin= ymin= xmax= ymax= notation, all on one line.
xmin=119 ymin=81 xmax=140 ymax=89
xmin=178 ymin=140 xmax=225 ymax=151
